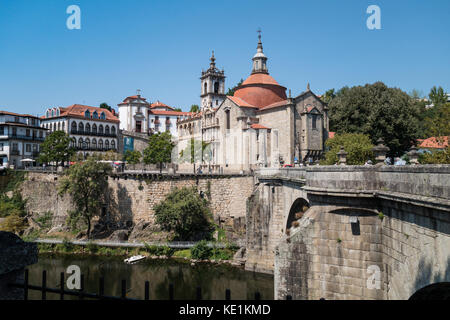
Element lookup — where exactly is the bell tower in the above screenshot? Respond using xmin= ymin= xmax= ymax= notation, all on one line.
xmin=252 ymin=29 xmax=268 ymax=74
xmin=200 ymin=51 xmax=226 ymax=110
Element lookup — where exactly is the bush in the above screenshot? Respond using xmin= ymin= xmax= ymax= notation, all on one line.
xmin=419 ymin=147 xmax=450 ymax=164
xmin=36 ymin=211 xmax=53 ymax=230
xmin=86 ymin=242 xmax=99 ymax=253
xmin=154 ymin=187 xmax=213 ymax=240
xmin=0 ymin=214 xmax=27 ymax=233
xmin=321 ymin=133 xmax=374 ymax=165
xmin=190 ymin=240 xmax=212 ymax=260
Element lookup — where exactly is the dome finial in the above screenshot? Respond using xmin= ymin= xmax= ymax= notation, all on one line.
xmin=209 ymin=50 xmax=216 ymax=69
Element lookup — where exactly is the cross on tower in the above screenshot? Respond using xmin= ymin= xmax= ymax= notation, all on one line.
xmin=257 ymin=28 xmax=262 ymax=40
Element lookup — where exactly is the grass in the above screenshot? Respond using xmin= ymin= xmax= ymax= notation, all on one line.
xmin=378 ymin=211 xmax=385 ymax=220
xmin=173 ymin=249 xmax=191 ymax=259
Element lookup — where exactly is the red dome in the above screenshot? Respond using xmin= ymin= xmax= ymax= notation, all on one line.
xmin=234 ymin=73 xmax=287 ymax=108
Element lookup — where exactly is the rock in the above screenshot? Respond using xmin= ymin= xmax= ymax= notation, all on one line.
xmin=108 ymin=229 xmax=129 ymax=242
xmin=0 ymin=232 xmax=38 ymax=300
xmin=233 ymin=247 xmax=246 ymax=264
xmin=190 ymin=262 xmax=195 ymax=266
xmin=47 ymin=226 xmax=63 ymax=234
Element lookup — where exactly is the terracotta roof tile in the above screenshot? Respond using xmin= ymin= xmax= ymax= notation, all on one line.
xmin=250 ymin=123 xmax=270 ymax=129
xmin=418 ymin=136 xmax=449 ymax=149
xmin=228 ymin=96 xmax=258 ymax=108
xmin=258 ymin=100 xmax=288 ymax=111
xmin=47 ymin=104 xmax=119 ymax=122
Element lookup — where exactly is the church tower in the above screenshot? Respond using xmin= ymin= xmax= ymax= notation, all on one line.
xmin=200 ymin=51 xmax=226 ymax=110
xmin=252 ymin=31 xmax=268 ymax=74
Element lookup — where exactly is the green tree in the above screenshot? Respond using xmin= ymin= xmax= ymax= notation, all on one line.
xmin=123 ymin=150 xmax=141 ymax=164
xmin=179 ymin=139 xmax=211 ymax=164
xmin=59 ymin=159 xmax=112 ymax=238
xmin=321 ymin=133 xmax=375 ymax=165
xmin=409 ymin=89 xmax=423 ymax=100
xmin=328 ymin=82 xmax=422 ymax=157
xmin=419 ymin=147 xmax=450 ymax=164
xmin=173 ymin=107 xmax=182 ymax=112
xmin=321 ymin=88 xmax=336 ymax=104
xmin=428 ymin=86 xmax=447 ymax=107
xmin=143 ymin=131 xmax=174 ymax=172
xmin=99 ymin=103 xmax=112 ymax=112
xmin=424 ymin=103 xmax=450 ymax=139
xmin=38 ymin=131 xmax=75 ymax=166
xmin=189 ymin=105 xmax=200 ymax=113
xmin=226 ymin=78 xmax=244 ymax=96
xmin=154 ymin=187 xmax=213 ymax=240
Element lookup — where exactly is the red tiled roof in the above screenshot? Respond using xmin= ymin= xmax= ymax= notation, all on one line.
xmin=418 ymin=136 xmax=449 ymax=149
xmin=150 ymin=100 xmax=174 ymax=110
xmin=259 ymin=100 xmax=288 ymax=111
xmin=242 ymin=73 xmax=280 ymax=86
xmin=250 ymin=123 xmax=270 ymax=129
xmin=0 ymin=110 xmax=41 ymax=119
xmin=46 ymin=104 xmax=119 ymax=123
xmin=118 ymin=95 xmax=149 ymax=105
xmin=228 ymin=96 xmax=258 ymax=108
xmin=149 ymin=110 xmax=191 ymax=116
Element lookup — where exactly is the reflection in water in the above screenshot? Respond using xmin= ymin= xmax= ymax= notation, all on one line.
xmin=27 ymin=254 xmax=274 ymax=300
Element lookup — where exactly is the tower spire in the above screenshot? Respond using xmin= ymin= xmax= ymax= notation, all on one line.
xmin=251 ymin=29 xmax=268 ymax=74
xmin=209 ymin=50 xmax=216 ymax=70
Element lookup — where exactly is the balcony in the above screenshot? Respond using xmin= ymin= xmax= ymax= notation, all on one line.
xmin=10 ymin=150 xmax=20 ymax=156
xmin=70 ymin=130 xmax=117 ymax=138
xmin=6 ymin=134 xmax=45 ymax=142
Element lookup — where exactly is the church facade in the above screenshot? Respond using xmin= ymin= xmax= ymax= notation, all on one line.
xmin=177 ymin=35 xmax=330 ymax=171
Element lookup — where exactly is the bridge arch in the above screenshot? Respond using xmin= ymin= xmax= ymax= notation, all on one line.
xmin=409 ymin=282 xmax=450 ymax=300
xmin=286 ymin=197 xmax=309 ymax=230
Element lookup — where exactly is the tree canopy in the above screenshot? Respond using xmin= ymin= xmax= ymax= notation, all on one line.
xmin=328 ymin=82 xmax=422 ymax=157
xmin=59 ymin=159 xmax=112 ymax=238
xmin=226 ymin=78 xmax=244 ymax=96
xmin=179 ymin=139 xmax=211 ymax=164
xmin=99 ymin=103 xmax=113 ymax=112
xmin=123 ymin=150 xmax=141 ymax=164
xmin=143 ymin=131 xmax=174 ymax=171
xmin=154 ymin=186 xmax=213 ymax=240
xmin=38 ymin=131 xmax=75 ymax=166
xmin=428 ymin=86 xmax=447 ymax=106
xmin=321 ymin=133 xmax=375 ymax=165
xmin=189 ymin=105 xmax=200 ymax=113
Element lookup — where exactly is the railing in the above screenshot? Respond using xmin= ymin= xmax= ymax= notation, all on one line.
xmin=33 ymin=239 xmax=245 ymax=249
xmin=70 ymin=130 xmax=117 ymax=137
xmin=8 ymin=269 xmax=271 ymax=300
xmin=4 ymin=134 xmax=45 ymax=141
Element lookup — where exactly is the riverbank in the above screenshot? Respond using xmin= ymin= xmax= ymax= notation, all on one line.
xmin=35 ymin=239 xmax=242 ymax=266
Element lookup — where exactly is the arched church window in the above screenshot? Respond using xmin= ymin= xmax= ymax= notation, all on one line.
xmin=99 ymin=125 xmax=104 ymax=134
xmin=78 ymin=122 xmax=84 ymax=133
xmin=312 ymin=115 xmax=317 ymax=130
xmin=85 ymin=123 xmax=90 ymax=134
xmin=214 ymin=82 xmax=219 ymax=94
xmin=71 ymin=121 xmax=77 ymax=133
xmin=204 ymin=82 xmax=207 ymax=94
xmin=92 ymin=124 xmax=97 ymax=134
xmin=225 ymin=109 xmax=230 ymax=130
xmin=105 ymin=125 xmax=110 ymax=135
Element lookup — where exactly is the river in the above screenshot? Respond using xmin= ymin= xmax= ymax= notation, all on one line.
xmin=27 ymin=254 xmax=274 ymax=300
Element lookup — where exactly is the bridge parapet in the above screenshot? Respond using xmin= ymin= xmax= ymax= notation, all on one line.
xmin=256 ymin=167 xmax=307 ymax=181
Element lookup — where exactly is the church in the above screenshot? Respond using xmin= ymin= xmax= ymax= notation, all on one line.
xmin=176 ymin=34 xmax=330 ymax=172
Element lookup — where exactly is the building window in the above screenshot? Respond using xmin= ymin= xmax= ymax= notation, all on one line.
xmin=105 ymin=125 xmax=110 ymax=135
xmin=39 ymin=131 xmax=43 ymax=138
xmin=0 ymin=143 xmax=3 ymax=151
xmin=204 ymin=82 xmax=207 ymax=94
xmin=225 ymin=110 xmax=230 ymax=130
xmin=92 ymin=138 xmax=97 ymax=149
xmin=12 ymin=143 xmax=18 ymax=151
xmin=99 ymin=125 xmax=104 ymax=134
xmin=100 ymin=112 xmax=106 ymax=120
xmin=111 ymin=140 xmax=115 ymax=149
xmin=92 ymin=123 xmax=97 ymax=134
xmin=312 ymin=115 xmax=317 ymax=129
xmin=111 ymin=126 xmax=116 ymax=135
xmin=105 ymin=140 xmax=109 ymax=150
xmin=71 ymin=121 xmax=77 ymax=133
xmin=98 ymin=139 xmax=103 ymax=150
xmin=93 ymin=111 xmax=98 ymax=119
xmin=33 ymin=144 xmax=38 ymax=152
xmin=216 ymin=100 xmax=218 ymax=106
xmin=26 ymin=144 xmax=31 ymax=152
xmin=85 ymin=123 xmax=91 ymax=134
xmin=78 ymin=122 xmax=84 ymax=133
xmin=78 ymin=138 xmax=83 ymax=149
xmin=26 ymin=129 xmax=30 ymax=137
xmin=214 ymin=82 xmax=219 ymax=94
xmin=0 ymin=127 xmax=4 ymax=135
xmin=85 ymin=110 xmax=90 ymax=118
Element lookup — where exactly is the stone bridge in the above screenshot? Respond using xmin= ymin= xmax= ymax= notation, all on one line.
xmin=247 ymin=165 xmax=450 ymax=300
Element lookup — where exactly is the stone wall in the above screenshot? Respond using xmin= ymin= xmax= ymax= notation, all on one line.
xmin=20 ymin=172 xmax=255 ymax=241
xmin=273 ymin=165 xmax=450 ymax=300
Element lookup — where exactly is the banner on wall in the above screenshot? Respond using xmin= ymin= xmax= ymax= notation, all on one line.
xmin=123 ymin=137 xmax=134 ymax=153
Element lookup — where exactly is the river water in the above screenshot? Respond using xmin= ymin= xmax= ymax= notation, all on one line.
xmin=27 ymin=254 xmax=274 ymax=300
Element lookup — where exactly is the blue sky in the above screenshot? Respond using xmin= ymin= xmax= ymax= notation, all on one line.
xmin=0 ymin=0 xmax=449 ymax=115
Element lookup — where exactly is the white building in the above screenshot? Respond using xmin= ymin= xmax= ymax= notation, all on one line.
xmin=118 ymin=94 xmax=190 ymax=138
xmin=41 ymin=104 xmax=119 ymax=156
xmin=0 ymin=111 xmax=47 ymax=168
